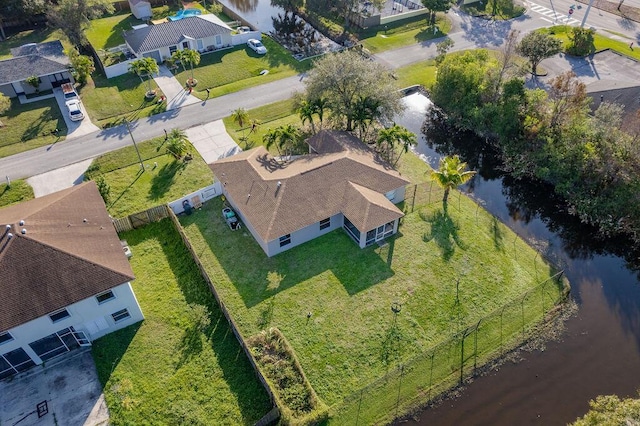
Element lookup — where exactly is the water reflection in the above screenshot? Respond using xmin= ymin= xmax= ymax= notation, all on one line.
xmin=396 ymin=93 xmax=640 ymax=425
xmin=217 ymin=0 xmax=282 ymax=31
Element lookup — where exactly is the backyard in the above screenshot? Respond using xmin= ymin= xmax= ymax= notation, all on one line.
xmin=83 ymin=135 xmax=213 ymax=218
xmin=178 ymin=151 xmax=566 ymax=423
xmin=91 ymin=220 xmax=272 ymax=425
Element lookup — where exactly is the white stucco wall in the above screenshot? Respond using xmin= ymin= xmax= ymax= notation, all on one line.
xmin=0 ymin=282 xmax=144 ymax=366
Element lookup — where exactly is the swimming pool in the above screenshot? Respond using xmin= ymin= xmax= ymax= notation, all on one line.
xmin=168 ymin=8 xmax=202 ymax=21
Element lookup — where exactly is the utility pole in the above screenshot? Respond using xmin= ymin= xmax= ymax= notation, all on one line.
xmin=124 ymin=120 xmax=145 ymax=171
xmin=581 ymin=0 xmax=595 ymax=28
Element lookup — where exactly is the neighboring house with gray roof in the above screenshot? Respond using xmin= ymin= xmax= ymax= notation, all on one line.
xmin=0 ymin=40 xmax=72 ymax=99
xmin=0 ymin=182 xmax=144 ymax=380
xmin=210 ymin=130 xmax=410 ymax=257
xmin=123 ymin=14 xmax=233 ymax=63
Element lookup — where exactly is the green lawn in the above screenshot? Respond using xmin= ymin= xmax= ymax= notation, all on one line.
xmin=0 ymin=98 xmax=67 ymax=158
xmin=178 ymin=151 xmax=565 ymax=422
xmin=86 ymin=12 xmax=142 ymax=51
xmin=0 ymin=180 xmax=34 ymax=207
xmin=0 ymin=28 xmax=71 ymax=60
xmin=395 ymin=59 xmax=438 ymax=89
xmin=359 ymin=14 xmax=452 ymax=53
xmin=543 ymin=25 xmax=640 ymax=61
xmin=91 ymin=220 xmax=272 ymax=425
xmin=79 ymin=73 xmax=165 ymax=127
xmin=174 ymin=37 xmax=311 ymax=100
xmin=84 ymin=136 xmax=213 ymax=217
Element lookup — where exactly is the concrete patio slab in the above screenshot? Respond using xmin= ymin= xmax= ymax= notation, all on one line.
xmin=185 ymin=120 xmax=242 ymax=164
xmin=0 ymin=350 xmax=108 ymax=426
xmin=27 ymin=158 xmax=94 ymax=197
xmin=153 ymin=65 xmax=201 ymax=111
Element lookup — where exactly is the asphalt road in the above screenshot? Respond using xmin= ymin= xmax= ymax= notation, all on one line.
xmin=1 ymin=3 xmax=638 ymax=181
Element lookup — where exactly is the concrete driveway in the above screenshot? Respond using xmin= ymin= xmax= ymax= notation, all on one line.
xmin=153 ymin=65 xmax=201 ymax=111
xmin=26 ymin=158 xmax=94 ymax=197
xmin=53 ymin=88 xmax=101 ymax=139
xmin=185 ymin=120 xmax=242 ymax=164
xmin=0 ymin=350 xmax=108 ymax=426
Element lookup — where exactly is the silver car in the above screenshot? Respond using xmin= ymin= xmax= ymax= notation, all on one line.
xmin=247 ymin=39 xmax=267 ymax=55
xmin=66 ymin=99 xmax=84 ymax=121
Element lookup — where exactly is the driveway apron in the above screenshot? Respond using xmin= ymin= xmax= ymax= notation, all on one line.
xmin=185 ymin=120 xmax=242 ymax=164
xmin=53 ymin=88 xmax=101 ymax=139
xmin=153 ymin=65 xmax=201 ymax=111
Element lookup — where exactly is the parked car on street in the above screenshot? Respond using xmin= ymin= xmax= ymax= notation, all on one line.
xmin=65 ymin=99 xmax=84 ymax=121
xmin=247 ymin=39 xmax=267 ymax=55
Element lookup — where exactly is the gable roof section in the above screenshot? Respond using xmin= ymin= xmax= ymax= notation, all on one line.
xmin=124 ymin=15 xmax=231 ymax=54
xmin=0 ymin=41 xmax=69 ymax=86
xmin=0 ymin=182 xmax=134 ymax=332
xmin=210 ymin=130 xmax=409 ymax=241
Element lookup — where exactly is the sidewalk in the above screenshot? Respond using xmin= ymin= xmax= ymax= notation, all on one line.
xmin=153 ymin=65 xmax=201 ymax=111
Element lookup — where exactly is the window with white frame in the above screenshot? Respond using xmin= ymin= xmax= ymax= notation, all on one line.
xmin=49 ymin=308 xmax=70 ymax=323
xmin=279 ymin=234 xmax=291 ymax=247
xmin=111 ymin=309 xmax=131 ymax=323
xmin=320 ymin=217 xmax=331 ymax=230
xmin=95 ymin=290 xmax=115 ymax=304
xmin=0 ymin=332 xmax=13 ymax=345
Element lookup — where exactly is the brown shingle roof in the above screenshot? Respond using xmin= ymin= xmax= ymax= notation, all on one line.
xmin=0 ymin=182 xmax=134 ymax=332
xmin=210 ymin=130 xmax=409 ymax=241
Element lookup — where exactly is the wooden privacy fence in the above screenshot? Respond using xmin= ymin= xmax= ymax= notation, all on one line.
xmin=166 ymin=209 xmax=280 ymax=425
xmin=112 ymin=205 xmax=169 ymax=233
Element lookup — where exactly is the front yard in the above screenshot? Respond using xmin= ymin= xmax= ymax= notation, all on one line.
xmin=92 ymin=220 xmax=272 ymax=425
xmin=178 ymin=151 xmax=565 ymax=423
xmin=83 ymin=135 xmax=213 ymax=218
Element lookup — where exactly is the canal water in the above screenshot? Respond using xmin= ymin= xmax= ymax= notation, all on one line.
xmin=396 ymin=93 xmax=640 ymax=425
xmin=217 ymin=0 xmax=282 ymax=32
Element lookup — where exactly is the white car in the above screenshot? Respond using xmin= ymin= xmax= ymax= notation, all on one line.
xmin=247 ymin=39 xmax=267 ymax=55
xmin=66 ymin=99 xmax=84 ymax=121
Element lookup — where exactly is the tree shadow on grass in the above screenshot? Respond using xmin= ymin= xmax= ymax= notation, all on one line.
xmin=20 ymin=108 xmax=57 ymax=142
xmin=490 ymin=216 xmax=505 ymax=251
xmin=108 ymin=169 xmax=145 ymax=210
xmin=421 ymin=207 xmax=465 ymax=261
xmin=148 ymin=160 xmax=186 ymax=201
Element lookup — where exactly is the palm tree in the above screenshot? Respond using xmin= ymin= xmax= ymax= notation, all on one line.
xmin=180 ymin=48 xmax=201 ymax=85
xmin=376 ymin=124 xmax=417 ymax=168
xmin=129 ymin=57 xmax=159 ymax=96
xmin=312 ymin=97 xmax=327 ymax=130
xmin=275 ymin=124 xmax=300 ymax=157
xmin=430 ymin=155 xmax=476 ymax=207
xmin=231 ymin=108 xmax=249 ymax=138
xmin=171 ymin=50 xmax=186 ymax=73
xmin=166 ymin=128 xmax=189 ymax=159
xmin=263 ymin=128 xmax=281 ymax=156
xmin=298 ymin=100 xmax=316 ymax=134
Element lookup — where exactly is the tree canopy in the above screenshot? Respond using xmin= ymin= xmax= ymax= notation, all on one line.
xmin=571 ymin=393 xmax=640 ymax=425
xmin=421 ymin=0 xmax=452 ymax=24
xmin=129 ymin=57 xmax=159 ymax=95
xmin=516 ymin=31 xmax=562 ymax=75
xmin=303 ymin=50 xmax=404 ymax=136
xmin=47 ymin=0 xmax=113 ymax=47
xmin=430 ymin=155 xmax=476 ymax=206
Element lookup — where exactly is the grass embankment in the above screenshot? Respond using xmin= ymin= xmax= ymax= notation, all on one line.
xmin=179 ymin=150 xmax=565 ymax=423
xmin=174 ymin=37 xmax=312 ymax=101
xmin=542 ymin=25 xmax=640 ymax=61
xmin=92 ymin=220 xmax=272 ymax=425
xmin=84 ymin=136 xmax=213 ymax=217
xmin=358 ymin=14 xmax=452 ymax=53
xmin=0 ymin=180 xmax=34 ymax=208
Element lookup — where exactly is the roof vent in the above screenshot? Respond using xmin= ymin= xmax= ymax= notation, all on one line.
xmin=19 ymin=220 xmax=25 ymax=226
xmin=21 ymin=229 xmax=26 ymax=234
xmin=83 ymin=218 xmax=87 ymax=223
xmin=5 ymin=224 xmax=10 ymax=231
xmin=7 ymin=233 xmax=13 ymax=239
xmin=277 ymin=181 xmax=282 ymax=187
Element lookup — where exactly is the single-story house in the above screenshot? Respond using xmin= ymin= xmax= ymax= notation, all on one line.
xmin=210 ymin=130 xmax=410 ymax=257
xmin=0 ymin=40 xmax=73 ymax=98
xmin=128 ymin=0 xmax=152 ymax=20
xmin=0 ymin=182 xmax=144 ymax=380
xmin=123 ymin=14 xmax=233 ymax=63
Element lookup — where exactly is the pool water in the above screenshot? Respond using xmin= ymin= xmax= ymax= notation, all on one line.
xmin=168 ymin=8 xmax=202 ymax=21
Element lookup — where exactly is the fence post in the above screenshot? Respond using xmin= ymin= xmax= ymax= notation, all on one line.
xmin=473 ymin=319 xmax=482 ymax=372
xmin=521 ymin=297 xmax=526 ymax=341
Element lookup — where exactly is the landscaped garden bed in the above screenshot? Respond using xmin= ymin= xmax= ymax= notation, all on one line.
xmin=178 ymin=150 xmax=568 ymax=424
xmin=91 ymin=220 xmax=272 ymax=425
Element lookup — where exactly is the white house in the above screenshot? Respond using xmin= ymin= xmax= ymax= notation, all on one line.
xmin=123 ymin=14 xmax=233 ymax=63
xmin=210 ymin=130 xmax=410 ymax=257
xmin=128 ymin=0 xmax=152 ymax=20
xmin=0 ymin=41 xmax=73 ymax=99
xmin=0 ymin=182 xmax=144 ymax=380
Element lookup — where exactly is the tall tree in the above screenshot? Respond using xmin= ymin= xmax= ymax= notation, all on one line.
xmin=129 ymin=57 xmax=159 ymax=96
xmin=430 ymin=155 xmax=476 ymax=206
xmin=571 ymin=393 xmax=640 ymax=425
xmin=304 ymin=50 xmax=403 ymax=133
xmin=180 ymin=49 xmax=201 ymax=84
xmin=547 ymin=71 xmax=589 ymax=129
xmin=516 ymin=31 xmax=562 ymax=76
xmin=376 ymin=124 xmax=417 ymax=167
xmin=231 ymin=107 xmax=249 ymax=138
xmin=435 ymin=38 xmax=454 ymax=66
xmin=489 ymin=29 xmax=520 ymax=101
xmin=47 ymin=0 xmax=114 ymax=47
xmin=166 ymin=128 xmax=189 ymax=159
xmin=0 ymin=93 xmax=10 ymax=127
xmin=67 ymin=48 xmax=95 ymax=85
xmin=298 ymin=100 xmax=317 ymax=134
xmin=421 ymin=0 xmax=452 ymax=24
xmin=263 ymin=124 xmax=301 ymax=157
